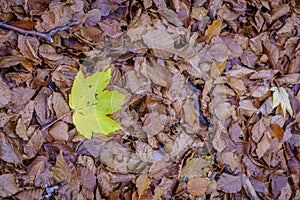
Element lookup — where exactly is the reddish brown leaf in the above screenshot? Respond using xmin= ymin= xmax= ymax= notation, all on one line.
xmin=187 ymin=177 xmax=209 ymax=196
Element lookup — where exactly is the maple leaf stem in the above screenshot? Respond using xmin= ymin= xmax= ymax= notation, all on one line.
xmin=41 ymin=110 xmax=73 ymax=132
xmin=0 ymin=21 xmax=79 ymax=43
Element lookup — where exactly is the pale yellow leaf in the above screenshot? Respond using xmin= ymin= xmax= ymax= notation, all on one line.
xmin=270 ymin=87 xmax=293 ymax=118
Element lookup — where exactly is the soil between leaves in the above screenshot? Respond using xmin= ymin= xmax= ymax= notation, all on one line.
xmin=0 ymin=0 xmax=300 ymax=199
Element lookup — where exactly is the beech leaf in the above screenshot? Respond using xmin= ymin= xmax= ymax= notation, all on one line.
xmin=69 ymin=68 xmax=126 ymax=139
xmin=270 ymin=87 xmax=293 ymax=118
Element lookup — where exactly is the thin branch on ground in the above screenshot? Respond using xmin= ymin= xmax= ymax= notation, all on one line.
xmin=41 ymin=110 xmax=73 ymax=132
xmin=0 ymin=21 xmax=79 ymax=43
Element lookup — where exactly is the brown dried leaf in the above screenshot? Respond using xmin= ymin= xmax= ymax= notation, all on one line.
xmin=26 ymin=0 xmax=52 ymax=15
xmin=250 ymin=70 xmax=279 ymax=80
xmin=77 ymin=167 xmax=96 ymax=192
xmin=136 ymin=174 xmax=151 ymax=198
xmin=36 ymin=2 xmax=73 ymax=32
xmin=0 ymin=174 xmax=22 ymax=198
xmin=207 ymin=36 xmax=231 ymax=62
xmin=24 ymin=130 xmax=44 ymax=159
xmin=142 ymin=28 xmax=177 ymax=59
xmin=16 ymin=188 xmax=43 ymax=200
xmin=25 ymin=156 xmax=51 ymax=187
xmin=80 ymin=26 xmax=104 ymax=43
xmin=51 ymin=150 xmax=72 ymax=183
xmin=0 ymin=132 xmax=22 ymax=164
xmin=191 ymin=6 xmax=208 ymax=21
xmin=268 ymin=123 xmax=284 ymax=140
xmin=271 ymin=4 xmax=290 ymax=21
xmin=227 ymin=77 xmax=246 ymax=94
xmin=92 ymin=0 xmax=119 ymax=17
xmin=204 ymin=19 xmax=223 ymax=43
xmin=97 ymin=171 xmax=113 ymax=197
xmin=34 ymin=88 xmax=52 ymax=125
xmin=0 ymin=56 xmax=32 ymax=69
xmin=187 ymin=177 xmax=209 ymax=196
xmin=17 ymin=35 xmax=41 ymax=64
xmin=84 ymin=9 xmax=102 ymax=26
xmin=158 ymin=8 xmax=183 ymax=26
xmin=9 ymin=87 xmax=35 ymax=113
xmin=39 ymin=44 xmax=64 ymax=61
xmin=49 ymin=121 xmax=69 ymax=141
xmin=0 ymin=76 xmax=11 ymax=108
xmin=143 ymin=111 xmax=166 ymax=136
xmin=256 ymin=131 xmax=271 ymax=158
xmin=98 ymin=18 xmax=122 ymax=38
xmin=217 ymin=173 xmax=242 ymax=193
xmin=99 ymin=141 xmax=130 ymax=173
xmin=252 ymin=118 xmax=266 ymax=143
xmin=240 ymin=49 xmax=258 ymax=68
xmin=239 ymin=100 xmax=257 ymax=117
xmin=225 ymin=65 xmax=255 ymax=78
xmin=51 ymin=92 xmax=72 ymax=123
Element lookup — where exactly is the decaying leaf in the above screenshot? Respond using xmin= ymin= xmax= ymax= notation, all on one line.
xmin=69 ymin=68 xmax=126 ymax=139
xmin=270 ymin=87 xmax=293 ymax=118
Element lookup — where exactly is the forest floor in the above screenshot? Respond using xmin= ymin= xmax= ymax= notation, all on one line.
xmin=0 ymin=0 xmax=300 ymax=199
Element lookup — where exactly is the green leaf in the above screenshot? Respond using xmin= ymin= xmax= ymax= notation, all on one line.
xmin=69 ymin=68 xmax=126 ymax=139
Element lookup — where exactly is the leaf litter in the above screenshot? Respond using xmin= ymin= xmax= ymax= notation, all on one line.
xmin=0 ymin=0 xmax=299 ymax=199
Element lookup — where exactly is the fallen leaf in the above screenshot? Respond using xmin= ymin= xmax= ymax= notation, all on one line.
xmin=204 ymin=19 xmax=223 ymax=43
xmin=136 ymin=174 xmax=151 ymax=198
xmin=0 ymin=174 xmax=22 ymax=198
xmin=0 ymin=76 xmax=11 ymax=108
xmin=98 ymin=18 xmax=122 ymax=38
xmin=69 ymin=68 xmax=126 ymax=139
xmin=217 ymin=173 xmax=242 ymax=193
xmin=0 ymin=132 xmax=22 ymax=164
xmin=24 ymin=130 xmax=44 ymax=159
xmin=77 ymin=167 xmax=96 ymax=192
xmin=49 ymin=121 xmax=69 ymax=141
xmin=270 ymin=87 xmax=293 ymax=118
xmin=187 ymin=177 xmax=209 ymax=196
xmin=51 ymin=150 xmax=72 ymax=183
xmin=158 ymin=8 xmax=183 ymax=26
xmin=35 ymin=2 xmax=73 ymax=32
xmin=16 ymin=188 xmax=43 ymax=200
xmin=181 ymin=158 xmax=210 ymax=179
xmin=256 ymin=131 xmax=271 ymax=158
xmin=268 ymin=123 xmax=284 ymax=140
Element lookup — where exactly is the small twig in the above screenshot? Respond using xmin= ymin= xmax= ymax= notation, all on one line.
xmin=41 ymin=111 xmax=73 ymax=132
xmin=0 ymin=21 xmax=79 ymax=43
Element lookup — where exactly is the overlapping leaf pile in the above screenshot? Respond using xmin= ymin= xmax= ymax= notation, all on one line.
xmin=0 ymin=0 xmax=300 ymax=199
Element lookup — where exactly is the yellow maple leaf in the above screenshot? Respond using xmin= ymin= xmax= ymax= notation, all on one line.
xmin=270 ymin=87 xmax=293 ymax=118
